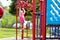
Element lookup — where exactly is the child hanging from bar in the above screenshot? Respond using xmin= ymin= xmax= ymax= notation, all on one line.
xmin=19 ymin=8 xmax=25 ymax=23
xmin=19 ymin=8 xmax=25 ymax=39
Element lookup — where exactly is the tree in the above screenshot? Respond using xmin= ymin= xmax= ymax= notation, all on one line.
xmin=9 ymin=0 xmax=40 ymax=15
xmin=9 ymin=0 xmax=16 ymax=15
xmin=0 ymin=2 xmax=3 ymax=7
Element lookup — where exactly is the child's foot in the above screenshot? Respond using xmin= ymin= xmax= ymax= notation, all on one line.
xmin=20 ymin=30 xmax=22 ymax=34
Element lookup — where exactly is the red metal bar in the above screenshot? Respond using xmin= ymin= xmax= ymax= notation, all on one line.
xmin=16 ymin=6 xmax=18 ymax=40
xmin=40 ymin=0 xmax=46 ymax=40
xmin=22 ymin=23 xmax=24 ymax=40
xmin=26 ymin=14 xmax=29 ymax=38
xmin=16 ymin=0 xmax=25 ymax=40
xmin=32 ymin=0 xmax=36 ymax=40
xmin=26 ymin=24 xmax=28 ymax=38
xmin=27 ymin=28 xmax=28 ymax=38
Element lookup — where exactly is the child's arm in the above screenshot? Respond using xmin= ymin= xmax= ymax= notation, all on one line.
xmin=22 ymin=8 xmax=25 ymax=14
xmin=19 ymin=8 xmax=22 ymax=16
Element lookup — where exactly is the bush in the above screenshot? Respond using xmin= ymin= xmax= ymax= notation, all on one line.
xmin=1 ymin=10 xmax=16 ymax=28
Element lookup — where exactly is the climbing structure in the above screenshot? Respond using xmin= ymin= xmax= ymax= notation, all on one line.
xmin=16 ymin=0 xmax=46 ymax=40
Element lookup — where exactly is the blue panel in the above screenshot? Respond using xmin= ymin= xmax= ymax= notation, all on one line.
xmin=47 ymin=0 xmax=60 ymax=25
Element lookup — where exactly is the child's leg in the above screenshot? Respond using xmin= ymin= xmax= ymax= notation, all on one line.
xmin=20 ymin=27 xmax=24 ymax=34
xmin=20 ymin=29 xmax=22 ymax=34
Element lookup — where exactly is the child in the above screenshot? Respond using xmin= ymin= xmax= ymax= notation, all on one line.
xmin=19 ymin=8 xmax=25 ymax=39
xmin=19 ymin=8 xmax=25 ymax=23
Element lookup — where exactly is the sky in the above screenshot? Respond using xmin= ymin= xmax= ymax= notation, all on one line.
xmin=0 ymin=0 xmax=11 ymax=7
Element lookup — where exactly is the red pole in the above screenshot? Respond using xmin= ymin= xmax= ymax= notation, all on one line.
xmin=16 ymin=6 xmax=18 ymax=40
xmin=26 ymin=23 xmax=28 ymax=38
xmin=32 ymin=0 xmax=36 ymax=40
xmin=27 ymin=28 xmax=28 ymax=38
xmin=22 ymin=23 xmax=24 ymax=40
xmin=40 ymin=0 xmax=46 ymax=40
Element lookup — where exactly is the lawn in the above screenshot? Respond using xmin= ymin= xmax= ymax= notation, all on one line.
xmin=0 ymin=28 xmax=32 ymax=39
xmin=0 ymin=28 xmax=50 ymax=39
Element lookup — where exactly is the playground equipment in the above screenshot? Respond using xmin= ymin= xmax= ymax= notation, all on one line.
xmin=16 ymin=0 xmax=46 ymax=40
xmin=0 ymin=6 xmax=4 ymax=19
xmin=0 ymin=0 xmax=60 ymax=40
xmin=46 ymin=0 xmax=60 ymax=40
xmin=16 ymin=0 xmax=60 ymax=40
xmin=1 ymin=0 xmax=60 ymax=40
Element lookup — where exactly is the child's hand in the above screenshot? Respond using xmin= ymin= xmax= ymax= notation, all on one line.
xmin=22 ymin=8 xmax=24 ymax=10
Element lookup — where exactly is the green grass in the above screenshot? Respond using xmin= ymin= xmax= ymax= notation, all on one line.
xmin=0 ymin=28 xmax=50 ymax=39
xmin=0 ymin=28 xmax=32 ymax=39
xmin=0 ymin=28 xmax=16 ymax=38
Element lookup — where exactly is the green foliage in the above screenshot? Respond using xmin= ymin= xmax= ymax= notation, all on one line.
xmin=9 ymin=0 xmax=16 ymax=15
xmin=1 ymin=10 xmax=16 ymax=28
xmin=36 ymin=5 xmax=40 ymax=12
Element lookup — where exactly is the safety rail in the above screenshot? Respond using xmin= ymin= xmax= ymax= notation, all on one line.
xmin=46 ymin=25 xmax=60 ymax=39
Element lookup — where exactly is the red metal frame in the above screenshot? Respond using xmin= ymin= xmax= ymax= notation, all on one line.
xmin=26 ymin=22 xmax=28 ymax=38
xmin=40 ymin=0 xmax=46 ymax=40
xmin=16 ymin=5 xmax=18 ymax=40
xmin=32 ymin=0 xmax=36 ymax=40
xmin=0 ymin=0 xmax=46 ymax=40
xmin=16 ymin=0 xmax=47 ymax=40
xmin=22 ymin=23 xmax=24 ymax=40
xmin=17 ymin=0 xmax=25 ymax=39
